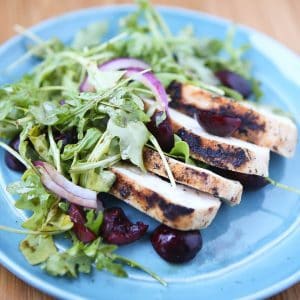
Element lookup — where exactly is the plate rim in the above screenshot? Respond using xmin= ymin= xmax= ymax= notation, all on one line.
xmin=0 ymin=4 xmax=299 ymax=300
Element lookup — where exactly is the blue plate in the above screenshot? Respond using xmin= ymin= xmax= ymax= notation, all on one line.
xmin=0 ymin=5 xmax=299 ymax=300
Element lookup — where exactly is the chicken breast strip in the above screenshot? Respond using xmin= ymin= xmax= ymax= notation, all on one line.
xmin=110 ymin=164 xmax=221 ymax=230
xmin=143 ymin=147 xmax=243 ymax=205
xmin=167 ymin=83 xmax=297 ymax=158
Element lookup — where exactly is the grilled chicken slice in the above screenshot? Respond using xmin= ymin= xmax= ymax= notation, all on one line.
xmin=143 ymin=147 xmax=243 ymax=205
xmin=168 ymin=83 xmax=297 ymax=158
xmin=110 ymin=164 xmax=221 ymax=230
xmin=166 ymin=106 xmax=270 ymax=177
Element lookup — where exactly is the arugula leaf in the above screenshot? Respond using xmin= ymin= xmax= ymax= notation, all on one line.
xmin=251 ymin=78 xmax=263 ymax=102
xmin=96 ymin=252 xmax=127 ymax=277
xmin=168 ymin=135 xmax=197 ymax=166
xmin=85 ymin=210 xmax=103 ymax=234
xmin=85 ymin=63 xmax=125 ymax=92
xmin=0 ymin=75 xmax=47 ymax=107
xmin=169 ymin=135 xmax=190 ymax=162
xmin=29 ymin=102 xmax=63 ymax=125
xmin=28 ymin=126 xmax=52 ymax=163
xmin=0 ymin=121 xmax=19 ymax=139
xmin=62 ymin=128 xmax=102 ymax=161
xmin=83 ymin=169 xmax=116 ymax=192
xmin=42 ymin=238 xmax=126 ymax=278
xmin=20 ymin=234 xmax=57 ymax=265
xmin=8 ymin=169 xmax=64 ymax=231
xmin=0 ymin=101 xmax=11 ymax=120
xmin=43 ymin=245 xmax=93 ymax=277
xmin=72 ymin=22 xmax=107 ymax=50
xmin=48 ymin=126 xmax=61 ymax=172
xmin=41 ymin=206 xmax=73 ymax=232
xmin=221 ymin=86 xmax=243 ymax=101
xmin=106 ymin=119 xmax=150 ymax=170
xmin=58 ymin=202 xmax=70 ymax=212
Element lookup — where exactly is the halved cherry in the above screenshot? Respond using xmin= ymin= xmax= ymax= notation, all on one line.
xmin=69 ymin=204 xmax=97 ymax=244
xmin=101 ymin=207 xmax=148 ymax=245
xmin=196 ymin=110 xmax=242 ymax=137
xmin=215 ymin=70 xmax=252 ymax=98
xmin=147 ymin=110 xmax=175 ymax=152
xmin=210 ymin=167 xmax=269 ymax=190
xmin=5 ymin=135 xmax=26 ymax=173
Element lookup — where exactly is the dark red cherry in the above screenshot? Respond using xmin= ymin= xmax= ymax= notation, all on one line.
xmin=101 ymin=207 xmax=148 ymax=245
xmin=54 ymin=128 xmax=78 ymax=148
xmin=215 ymin=70 xmax=252 ymax=98
xmin=69 ymin=204 xmax=97 ymax=244
xmin=151 ymin=224 xmax=202 ymax=264
xmin=196 ymin=110 xmax=242 ymax=137
xmin=5 ymin=135 xmax=26 ymax=172
xmin=210 ymin=167 xmax=269 ymax=190
xmin=147 ymin=110 xmax=174 ymax=152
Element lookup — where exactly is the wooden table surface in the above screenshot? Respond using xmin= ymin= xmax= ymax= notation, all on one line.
xmin=0 ymin=0 xmax=299 ymax=299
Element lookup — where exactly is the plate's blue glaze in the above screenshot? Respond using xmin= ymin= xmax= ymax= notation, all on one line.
xmin=0 ymin=5 xmax=299 ymax=300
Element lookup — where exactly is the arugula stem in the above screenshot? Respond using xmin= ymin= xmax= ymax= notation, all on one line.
xmin=86 ymin=32 xmax=128 ymax=56
xmin=6 ymin=47 xmax=41 ymax=72
xmin=266 ymin=177 xmax=300 ymax=195
xmin=0 ymin=119 xmax=17 ymax=125
xmin=40 ymin=86 xmax=72 ymax=92
xmin=48 ymin=126 xmax=61 ymax=173
xmin=149 ymin=135 xmax=176 ymax=188
xmin=88 ymin=131 xmax=112 ymax=162
xmin=88 ymin=52 xmax=114 ymax=62
xmin=113 ymin=254 xmax=167 ymax=286
xmin=70 ymin=154 xmax=121 ymax=173
xmin=0 ymin=225 xmax=67 ymax=236
xmin=0 ymin=141 xmax=30 ymax=169
xmin=14 ymin=24 xmax=49 ymax=47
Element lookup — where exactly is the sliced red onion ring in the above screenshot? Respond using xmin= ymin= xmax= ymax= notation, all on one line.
xmin=79 ymin=77 xmax=95 ymax=93
xmin=79 ymin=58 xmax=169 ymax=111
xmin=125 ymin=68 xmax=169 ymax=112
xmin=79 ymin=58 xmax=150 ymax=93
xmin=99 ymin=57 xmax=150 ymax=71
xmin=34 ymin=161 xmax=98 ymax=209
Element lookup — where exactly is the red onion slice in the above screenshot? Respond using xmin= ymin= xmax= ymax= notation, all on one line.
xmin=124 ymin=68 xmax=169 ymax=112
xmin=99 ymin=57 xmax=150 ymax=71
xmin=34 ymin=161 xmax=97 ymax=209
xmin=79 ymin=58 xmax=169 ymax=111
xmin=79 ymin=77 xmax=95 ymax=93
xmin=79 ymin=58 xmax=150 ymax=93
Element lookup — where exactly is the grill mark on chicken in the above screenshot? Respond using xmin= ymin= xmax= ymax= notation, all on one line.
xmin=212 ymin=187 xmax=219 ymax=197
xmin=176 ymin=128 xmax=250 ymax=169
xmin=175 ymin=167 xmax=209 ymax=183
xmin=143 ymin=147 xmax=243 ymax=205
xmin=166 ymin=80 xmax=182 ymax=102
xmin=112 ymin=173 xmax=195 ymax=222
xmin=145 ymin=193 xmax=195 ymax=221
xmin=143 ymin=148 xmax=209 ymax=183
xmin=211 ymin=102 xmax=266 ymax=134
xmin=167 ymin=81 xmax=266 ymax=137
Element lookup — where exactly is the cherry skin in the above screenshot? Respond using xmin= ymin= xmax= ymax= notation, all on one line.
xmin=151 ymin=224 xmax=202 ymax=263
xmin=196 ymin=110 xmax=242 ymax=137
xmin=215 ymin=70 xmax=252 ymax=98
xmin=101 ymin=207 xmax=148 ymax=245
xmin=210 ymin=167 xmax=269 ymax=190
xmin=69 ymin=204 xmax=97 ymax=244
xmin=5 ymin=135 xmax=26 ymax=172
xmin=147 ymin=110 xmax=175 ymax=152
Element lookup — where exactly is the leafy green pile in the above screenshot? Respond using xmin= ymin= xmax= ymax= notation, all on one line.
xmin=0 ymin=0 xmax=263 ymax=282
xmin=116 ymin=0 xmax=262 ymax=100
